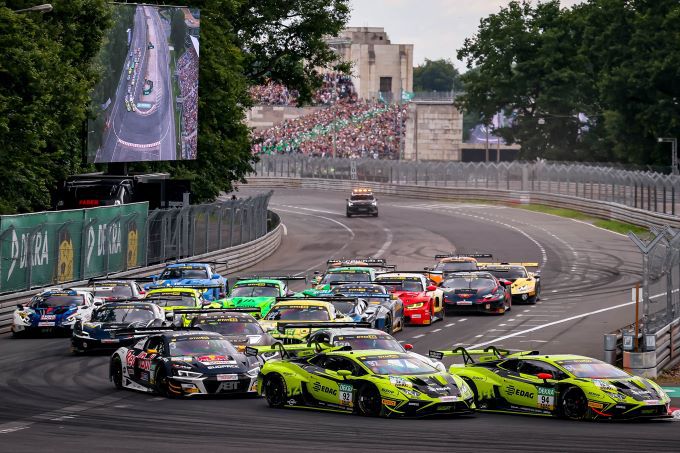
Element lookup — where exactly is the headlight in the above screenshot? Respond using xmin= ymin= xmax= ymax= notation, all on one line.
xmin=18 ymin=311 xmax=31 ymax=320
xmin=247 ymin=367 xmax=261 ymax=377
xmin=371 ymin=201 xmax=377 ymax=206
xmin=433 ymin=361 xmax=446 ymax=373
xmin=400 ymin=388 xmax=420 ymax=398
xmin=389 ymin=376 xmax=412 ymax=387
xmin=408 ymin=303 xmax=424 ymax=309
xmin=174 ymin=369 xmax=203 ymax=378
xmin=64 ymin=314 xmax=78 ymax=324
xmin=459 ymin=380 xmax=472 ymax=397
xmin=483 ymin=294 xmax=500 ymax=300
xmin=516 ymin=285 xmax=530 ymax=292
xmin=347 ymin=202 xmax=354 ymax=206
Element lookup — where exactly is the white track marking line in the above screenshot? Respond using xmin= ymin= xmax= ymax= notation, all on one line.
xmin=412 ymin=334 xmax=425 ymax=339
xmin=431 ymin=328 xmax=442 ymax=333
xmin=458 ymin=318 xmax=468 ymax=322
xmin=373 ymin=227 xmax=393 ymax=259
xmin=281 ymin=223 xmax=288 ymax=236
xmin=469 ymin=300 xmax=636 ymax=349
xmin=445 ymin=322 xmax=456 ymax=327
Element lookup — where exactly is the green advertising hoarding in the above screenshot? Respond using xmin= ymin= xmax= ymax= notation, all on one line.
xmin=0 ymin=203 xmax=148 ymax=293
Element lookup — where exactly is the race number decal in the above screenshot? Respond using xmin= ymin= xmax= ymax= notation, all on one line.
xmin=339 ymin=383 xmax=353 ymax=407
xmin=537 ymin=387 xmax=555 ymax=410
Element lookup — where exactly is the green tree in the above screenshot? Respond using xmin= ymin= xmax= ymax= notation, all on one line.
xmin=0 ymin=1 xmax=110 ymax=213
xmin=413 ymin=59 xmax=461 ymax=92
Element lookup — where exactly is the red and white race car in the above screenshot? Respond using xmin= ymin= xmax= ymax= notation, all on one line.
xmin=373 ymin=272 xmax=444 ymax=325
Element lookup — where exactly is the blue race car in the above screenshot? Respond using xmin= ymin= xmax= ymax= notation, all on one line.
xmin=328 ymin=283 xmax=404 ymax=334
xmin=144 ymin=262 xmax=228 ymax=301
xmin=12 ymin=289 xmax=96 ymax=337
xmin=71 ymin=301 xmax=169 ymax=353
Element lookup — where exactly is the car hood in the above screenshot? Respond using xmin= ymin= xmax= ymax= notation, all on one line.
xmin=595 ymin=376 xmax=670 ymax=402
xmin=223 ymin=297 xmax=274 ymax=308
xmin=387 ymin=373 xmax=461 ymax=398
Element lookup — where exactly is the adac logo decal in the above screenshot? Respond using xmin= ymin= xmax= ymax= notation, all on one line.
xmin=313 ymin=381 xmax=337 ymax=396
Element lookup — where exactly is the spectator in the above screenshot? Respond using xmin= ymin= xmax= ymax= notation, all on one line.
xmin=177 ymin=46 xmax=199 ymax=159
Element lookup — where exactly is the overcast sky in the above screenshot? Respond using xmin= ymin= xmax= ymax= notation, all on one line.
xmin=348 ymin=0 xmax=585 ymax=71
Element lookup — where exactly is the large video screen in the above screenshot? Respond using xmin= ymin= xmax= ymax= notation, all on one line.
xmin=88 ymin=5 xmax=199 ymax=163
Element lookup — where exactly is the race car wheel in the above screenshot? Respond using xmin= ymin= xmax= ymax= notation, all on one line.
xmin=560 ymin=386 xmax=588 ymax=420
xmin=346 ymin=211 xmax=352 ymax=218
xmin=357 ymin=385 xmax=382 ymax=417
xmin=155 ymin=369 xmax=179 ymax=398
xmin=382 ymin=315 xmax=392 ymax=334
xmin=264 ymin=374 xmax=286 ymax=408
xmin=462 ymin=378 xmax=479 ymax=403
xmin=111 ymin=357 xmax=123 ymax=390
xmin=372 ymin=212 xmax=378 ymax=217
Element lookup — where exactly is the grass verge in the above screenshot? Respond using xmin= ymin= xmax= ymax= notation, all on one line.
xmin=517 ymin=204 xmax=648 ymax=236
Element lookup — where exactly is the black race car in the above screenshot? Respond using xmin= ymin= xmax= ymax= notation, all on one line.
xmin=109 ymin=329 xmax=263 ymax=397
xmin=72 ymin=301 xmax=168 ymax=353
xmin=346 ymin=188 xmax=378 ymax=217
xmin=440 ymin=272 xmax=512 ymax=315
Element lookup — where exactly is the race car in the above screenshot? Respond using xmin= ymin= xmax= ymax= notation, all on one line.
xmin=346 ymin=188 xmax=378 ymax=217
xmin=256 ymin=346 xmax=475 ymax=417
xmin=429 ymin=347 xmax=671 ymax=420
xmin=220 ymin=276 xmax=304 ymax=318
xmin=425 ymin=253 xmax=492 ymax=284
xmin=144 ymin=288 xmax=217 ymax=325
xmin=305 ymin=325 xmax=446 ymax=372
xmin=175 ymin=308 xmax=278 ymax=353
xmin=72 ymin=301 xmax=168 ymax=353
xmin=478 ymin=262 xmax=541 ymax=304
xmin=258 ymin=298 xmax=354 ymax=342
xmin=109 ymin=329 xmax=262 ymax=397
xmin=311 ymin=259 xmax=395 ymax=287
xmin=145 ymin=262 xmax=228 ymax=300
xmin=72 ymin=278 xmax=145 ymax=303
xmin=374 ymin=272 xmax=444 ymax=325
xmin=12 ymin=289 xmax=96 ymax=337
xmin=439 ymin=271 xmax=511 ymax=315
xmin=329 ymin=284 xmax=404 ymax=333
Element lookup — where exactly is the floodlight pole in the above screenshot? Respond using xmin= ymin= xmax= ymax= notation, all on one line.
xmin=13 ymin=3 xmax=53 ymax=13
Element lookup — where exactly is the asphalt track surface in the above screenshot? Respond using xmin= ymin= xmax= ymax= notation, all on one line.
xmin=97 ymin=5 xmax=176 ymax=163
xmin=1 ymin=188 xmax=678 ymax=452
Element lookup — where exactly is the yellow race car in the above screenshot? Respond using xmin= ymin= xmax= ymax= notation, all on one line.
xmin=258 ymin=298 xmax=354 ymax=342
xmin=477 ymin=262 xmax=541 ymax=304
xmin=144 ymin=287 xmax=216 ymax=325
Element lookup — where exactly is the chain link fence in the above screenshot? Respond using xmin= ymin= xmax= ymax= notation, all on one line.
xmin=0 ymin=191 xmax=272 ymax=294
xmin=254 ymin=155 xmax=680 ymax=215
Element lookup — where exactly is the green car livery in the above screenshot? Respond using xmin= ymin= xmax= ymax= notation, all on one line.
xmin=254 ymin=346 xmax=476 ymax=418
xmin=220 ymin=279 xmax=288 ymax=318
xmin=429 ymin=347 xmax=671 ymax=420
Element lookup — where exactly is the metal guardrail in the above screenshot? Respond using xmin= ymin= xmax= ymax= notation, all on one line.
xmin=0 ymin=212 xmax=283 ymax=335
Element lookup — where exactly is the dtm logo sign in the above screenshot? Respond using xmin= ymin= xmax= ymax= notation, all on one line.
xmin=86 ymin=222 xmax=122 ymax=266
xmin=313 ymin=381 xmax=337 ymax=396
xmin=505 ymin=385 xmax=534 ymax=399
xmin=7 ymin=229 xmax=49 ymax=280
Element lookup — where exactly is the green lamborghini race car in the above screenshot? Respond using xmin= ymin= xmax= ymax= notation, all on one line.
xmin=429 ymin=347 xmax=671 ymax=421
xmin=220 ymin=277 xmax=306 ymax=318
xmin=254 ymin=346 xmax=476 ymax=418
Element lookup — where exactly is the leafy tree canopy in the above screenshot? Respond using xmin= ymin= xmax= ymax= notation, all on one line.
xmin=413 ymin=58 xmax=462 ymax=92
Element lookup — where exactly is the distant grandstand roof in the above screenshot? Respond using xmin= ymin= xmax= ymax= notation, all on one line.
xmin=190 ymin=36 xmax=199 ymax=58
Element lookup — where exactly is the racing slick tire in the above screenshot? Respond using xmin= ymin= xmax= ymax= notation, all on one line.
xmin=560 ymin=386 xmax=588 ymax=420
xmin=356 ymin=384 xmax=382 ymax=417
xmin=155 ymin=368 xmax=179 ymax=398
xmin=462 ymin=377 xmax=479 ymax=404
xmin=263 ymin=374 xmax=287 ymax=408
xmin=111 ymin=357 xmax=124 ymax=390
xmin=346 ymin=211 xmax=352 ymax=218
xmin=382 ymin=314 xmax=393 ymax=334
xmin=372 ymin=212 xmax=378 ymax=217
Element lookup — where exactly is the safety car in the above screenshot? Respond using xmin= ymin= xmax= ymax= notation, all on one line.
xmin=12 ymin=289 xmax=95 ymax=336
xmin=374 ymin=272 xmax=444 ymax=325
xmin=429 ymin=347 xmax=671 ymax=420
xmin=346 ymin=188 xmax=378 ymax=217
xmin=256 ymin=346 xmax=475 ymax=417
xmin=109 ymin=329 xmax=262 ymax=397
xmin=439 ymin=272 xmax=511 ymax=314
xmin=72 ymin=301 xmax=168 ymax=353
xmin=478 ymin=262 xmax=541 ymax=304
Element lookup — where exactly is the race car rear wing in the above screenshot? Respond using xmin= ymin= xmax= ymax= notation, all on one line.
xmin=326 ymin=258 xmax=396 ymax=270
xmin=171 ymin=308 xmax=260 ymax=316
xmin=114 ymin=326 xmax=201 ymax=337
xmin=428 ymin=346 xmax=539 ymax=364
xmin=275 ymin=321 xmax=373 ymax=333
xmin=375 ymin=270 xmax=444 ymax=277
xmin=89 ymin=276 xmax=156 ymax=283
xmin=236 ymin=275 xmax=308 ymax=282
xmin=245 ymin=343 xmax=346 ymax=360
xmin=174 ymin=260 xmax=229 ymax=267
xmin=478 ymin=262 xmax=540 ymax=268
xmin=274 ymin=296 xmax=360 ymax=303
xmin=434 ymin=253 xmax=493 ymax=260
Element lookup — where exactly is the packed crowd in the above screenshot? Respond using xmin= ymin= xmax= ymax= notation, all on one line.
xmin=251 ymin=100 xmax=407 ymax=159
xmin=178 ymin=46 xmax=199 ymax=159
xmin=250 ymin=72 xmax=357 ymax=107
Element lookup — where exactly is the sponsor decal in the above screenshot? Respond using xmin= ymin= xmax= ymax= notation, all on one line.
xmin=40 ymin=314 xmax=57 ymax=321
xmin=339 ymin=383 xmax=353 ymax=406
xmin=440 ymin=396 xmax=458 ymax=402
xmin=537 ymin=387 xmax=555 ymax=410
xmin=216 ymin=381 xmax=239 ymax=392
xmin=287 ymin=399 xmax=297 ymax=405
xmin=505 ymin=385 xmax=534 ymax=399
xmin=217 ymin=374 xmax=238 ymax=381
xmin=37 ymin=322 xmax=56 ymax=327
xmin=313 ymin=381 xmax=338 ymax=396
xmin=587 ymin=401 xmax=604 ymax=409
xmin=381 ymin=399 xmax=397 ymax=406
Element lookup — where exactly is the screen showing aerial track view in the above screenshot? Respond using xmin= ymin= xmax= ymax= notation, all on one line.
xmin=88 ymin=4 xmax=199 ymax=163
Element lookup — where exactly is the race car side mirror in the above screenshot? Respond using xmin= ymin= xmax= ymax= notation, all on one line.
xmin=403 ymin=343 xmax=413 ymax=350
xmin=212 ymin=274 xmax=221 ymax=280
xmin=313 ymin=271 xmax=320 ymax=275
xmin=94 ymin=301 xmax=103 ymax=306
xmin=16 ymin=304 xmax=23 ymax=310
xmin=337 ymin=370 xmax=352 ymax=379
xmin=165 ymin=311 xmax=175 ymax=321
xmin=423 ymin=267 xmax=430 ymax=271
xmin=536 ymin=373 xmax=553 ymax=381
xmin=499 ymin=279 xmax=512 ymax=287
xmin=426 ymin=285 xmax=437 ymax=292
